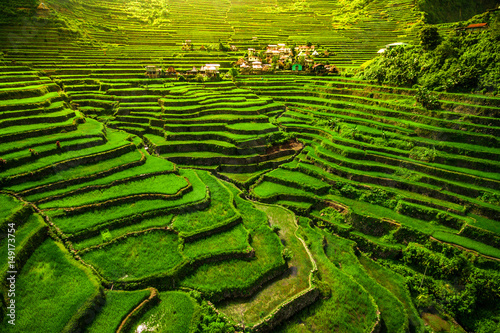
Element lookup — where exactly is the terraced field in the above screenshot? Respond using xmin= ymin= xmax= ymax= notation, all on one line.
xmin=1 ymin=0 xmax=499 ymax=332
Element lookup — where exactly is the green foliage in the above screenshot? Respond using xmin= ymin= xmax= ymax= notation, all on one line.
xmin=282 ymin=247 xmax=293 ymax=261
xmin=419 ymin=26 xmax=441 ymax=50
xmin=0 ymin=0 xmax=37 ymax=23
xmin=389 ymin=242 xmax=500 ymax=332
xmin=266 ymin=131 xmax=295 ymax=146
xmin=81 ymin=230 xmax=184 ymax=281
xmin=218 ymin=42 xmax=229 ymax=52
xmin=180 ymin=225 xmax=285 ymax=297
xmin=196 ymin=303 xmax=235 ymax=333
xmin=88 ymin=289 xmax=150 ymax=333
xmin=416 ymin=0 xmax=498 ymax=24
xmin=125 ymin=0 xmax=170 ymax=26
xmin=227 ymin=67 xmax=239 ymax=81
xmin=415 ymin=86 xmax=441 ymax=109
xmin=174 ymin=171 xmax=237 ymax=234
xmin=477 ymin=191 xmax=500 ymax=205
xmin=409 ymin=145 xmax=437 ymax=162
xmin=0 ymin=240 xmax=101 ymax=332
xmin=39 ymin=173 xmax=188 ymax=209
xmin=134 ymin=291 xmax=199 ymax=333
xmin=361 ymin=46 xmax=421 ymax=86
xmin=361 ymin=19 xmax=500 ymax=93
xmin=319 ymin=207 xmax=345 ymax=224
xmin=333 ymin=0 xmax=373 ymax=24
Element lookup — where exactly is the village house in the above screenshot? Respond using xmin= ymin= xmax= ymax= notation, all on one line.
xmin=145 ymin=65 xmax=160 ymax=78
xmin=252 ymin=61 xmax=263 ymax=73
xmin=458 ymin=23 xmax=488 ymax=32
xmin=185 ymin=66 xmax=198 ymax=75
xmin=239 ymin=63 xmax=251 ymax=74
xmin=326 ymin=64 xmax=340 ymax=75
xmin=37 ymin=2 xmax=50 ymax=16
xmin=265 ymin=44 xmax=292 ymax=62
xmin=295 ymin=45 xmax=315 ymax=52
xmin=182 ymin=39 xmax=193 ymax=51
xmin=200 ymin=64 xmax=220 ymax=77
xmin=166 ymin=66 xmax=177 ymax=76
xmin=247 ymin=48 xmax=261 ymax=62
xmin=248 ymin=54 xmax=260 ymax=62
xmin=312 ymin=63 xmax=326 ymax=75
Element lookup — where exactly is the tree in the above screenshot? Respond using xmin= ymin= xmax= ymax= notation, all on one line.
xmin=419 ymin=26 xmax=441 ymax=50
xmin=415 ymin=86 xmax=440 ymax=110
xmin=491 ymin=15 xmax=500 ymax=40
xmin=298 ymin=55 xmax=306 ymax=66
xmin=227 ymin=67 xmax=239 ymax=81
xmin=218 ymin=42 xmax=228 ymax=52
xmin=271 ymin=55 xmax=279 ymax=70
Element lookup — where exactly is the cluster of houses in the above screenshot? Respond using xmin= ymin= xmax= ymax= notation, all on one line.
xmin=144 ymin=64 xmax=221 ymax=78
xmin=144 ymin=42 xmax=341 ymax=78
xmin=239 ymin=43 xmax=337 ymax=75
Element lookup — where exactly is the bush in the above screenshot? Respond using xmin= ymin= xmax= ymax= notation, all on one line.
xmin=282 ymin=248 xmax=293 ymax=261
xmin=409 ymin=145 xmax=437 ymax=162
xmin=419 ymin=26 xmax=441 ymax=50
xmin=360 ymin=16 xmax=500 ymax=93
xmin=415 ymin=86 xmax=440 ymax=110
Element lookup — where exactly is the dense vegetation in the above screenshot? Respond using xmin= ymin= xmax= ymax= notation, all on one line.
xmin=416 ymin=0 xmax=498 ymax=24
xmin=361 ymin=11 xmax=500 ymax=94
xmin=0 ymin=0 xmax=499 ymax=332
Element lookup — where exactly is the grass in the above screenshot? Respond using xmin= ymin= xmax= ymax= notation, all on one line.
xmin=87 ymin=289 xmax=150 ymax=333
xmin=358 ymin=253 xmax=425 ymax=333
xmin=133 ymin=291 xmax=199 ymax=333
xmin=72 ymin=215 xmax=174 ymax=251
xmin=182 ymin=223 xmax=251 ymax=259
xmin=433 ymin=231 xmax=500 ymax=259
xmin=24 ymin=152 xmax=175 ymax=201
xmin=1 ymin=5 xmax=499 ymax=331
xmin=218 ymin=203 xmax=314 ymax=326
xmin=275 ymin=218 xmax=379 ymax=333
xmin=470 ymin=214 xmax=500 ymax=235
xmin=173 ymin=171 xmax=237 ymax=234
xmin=180 ymin=224 xmax=285 ymax=297
xmin=252 ymin=181 xmax=317 ymax=200
xmin=266 ymin=167 xmax=330 ymax=192
xmin=0 ymin=213 xmax=46 ymax=273
xmin=47 ymin=169 xmax=206 ymax=235
xmin=8 ymin=150 xmax=142 ymax=194
xmin=0 ymin=194 xmax=21 ymax=220
xmin=81 ymin=230 xmax=184 ymax=281
xmin=323 ymin=232 xmax=409 ymax=333
xmin=0 ymin=116 xmax=103 ymax=156
xmin=0 ymin=240 xmax=101 ymax=333
xmin=38 ymin=173 xmax=188 ymax=209
xmin=1 ymin=129 xmax=131 ymax=178
xmin=0 ymin=91 xmax=60 ymax=107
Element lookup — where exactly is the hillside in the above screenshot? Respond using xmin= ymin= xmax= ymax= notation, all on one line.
xmin=417 ymin=0 xmax=499 ymax=24
xmin=0 ymin=1 xmax=499 ymax=333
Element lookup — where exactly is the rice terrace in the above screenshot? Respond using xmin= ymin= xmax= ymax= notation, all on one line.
xmin=0 ymin=0 xmax=499 ymax=332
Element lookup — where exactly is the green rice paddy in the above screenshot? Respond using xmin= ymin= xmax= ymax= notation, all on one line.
xmin=0 ymin=0 xmax=498 ymax=332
